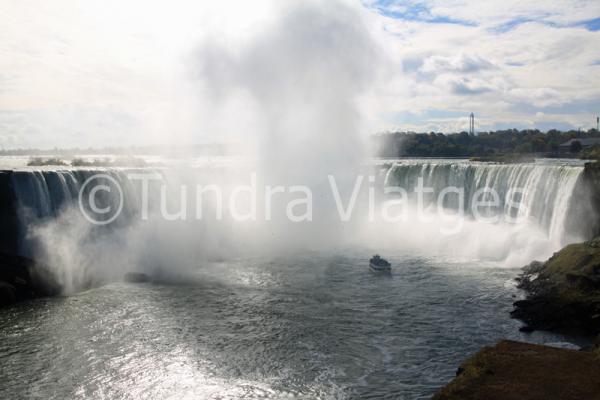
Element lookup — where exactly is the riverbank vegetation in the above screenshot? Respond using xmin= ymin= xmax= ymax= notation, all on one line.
xmin=26 ymin=156 xmax=151 ymax=168
xmin=26 ymin=157 xmax=69 ymax=166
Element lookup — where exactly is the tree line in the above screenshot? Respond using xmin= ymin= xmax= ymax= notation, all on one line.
xmin=372 ymin=129 xmax=600 ymax=158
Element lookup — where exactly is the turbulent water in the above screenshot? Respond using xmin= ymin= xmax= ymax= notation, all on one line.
xmin=0 ymin=158 xmax=594 ymax=399
xmin=384 ymin=159 xmax=587 ymax=246
xmin=0 ymin=254 xmax=585 ymax=399
xmin=8 ymin=158 xmax=590 ymax=251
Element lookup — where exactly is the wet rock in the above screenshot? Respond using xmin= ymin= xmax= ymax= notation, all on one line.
xmin=0 ymin=252 xmax=61 ymax=304
xmin=0 ymin=281 xmax=16 ymax=306
xmin=124 ymin=272 xmax=150 ymax=283
xmin=511 ymin=239 xmax=600 ymax=335
xmin=519 ymin=325 xmax=535 ymax=333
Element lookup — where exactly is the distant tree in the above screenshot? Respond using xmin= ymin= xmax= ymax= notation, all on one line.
xmin=369 ymin=128 xmax=600 ymax=159
xmin=582 ymin=145 xmax=600 ymax=160
xmin=515 ymin=143 xmax=533 ymax=153
xmin=570 ymin=140 xmax=583 ymax=153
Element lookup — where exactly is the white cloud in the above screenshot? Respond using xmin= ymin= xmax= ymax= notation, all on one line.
xmin=420 ymin=53 xmax=495 ymax=75
xmin=423 ymin=0 xmax=599 ymax=26
xmin=0 ymin=0 xmax=599 ymax=149
xmin=367 ymin=1 xmax=600 ymax=133
xmin=0 ymin=0 xmax=279 ymax=148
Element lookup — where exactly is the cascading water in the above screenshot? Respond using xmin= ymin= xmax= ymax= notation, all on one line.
xmin=10 ymin=170 xmax=141 ymax=257
xmin=3 ymin=159 xmax=596 ymax=292
xmin=1 ymin=160 xmax=597 ymax=400
xmin=8 ymin=162 xmax=592 ymax=249
xmin=383 ymin=160 xmax=588 ymax=248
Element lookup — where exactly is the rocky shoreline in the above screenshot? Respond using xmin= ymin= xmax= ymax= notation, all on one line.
xmin=512 ymin=238 xmax=600 ymax=335
xmin=432 ymin=340 xmax=600 ymax=400
xmin=0 ymin=252 xmax=60 ymax=306
xmin=434 ymin=236 xmax=600 ymax=399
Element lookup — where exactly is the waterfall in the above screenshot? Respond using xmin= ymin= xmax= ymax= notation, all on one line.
xmin=11 ymin=170 xmax=133 ymax=219
xmin=383 ymin=160 xmax=587 ymax=246
xmin=8 ymin=163 xmax=591 ymax=246
xmin=3 ymin=160 xmax=594 ymax=271
xmin=10 ymin=170 xmax=141 ymax=257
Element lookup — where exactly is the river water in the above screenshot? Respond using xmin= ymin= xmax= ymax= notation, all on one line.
xmin=0 ymin=252 xmax=583 ymax=399
xmin=0 ymin=157 xmax=591 ymax=399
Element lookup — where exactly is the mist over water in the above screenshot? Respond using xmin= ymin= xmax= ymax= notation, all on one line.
xmin=368 ymin=160 xmax=589 ymax=266
xmin=4 ymin=253 xmax=583 ymax=399
xmin=4 ymin=172 xmax=594 ymax=396
xmin=193 ymin=1 xmax=378 ymax=175
xmin=5 ymin=156 xmax=588 ymax=295
xmin=2 ymin=0 xmax=382 ymax=292
xmin=190 ymin=0 xmax=385 ymax=251
xmin=2 ymin=2 xmax=598 ymax=398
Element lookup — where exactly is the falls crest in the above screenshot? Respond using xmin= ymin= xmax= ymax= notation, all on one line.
xmin=384 ymin=161 xmax=588 ymax=246
xmin=3 ymin=161 xmax=595 ymax=275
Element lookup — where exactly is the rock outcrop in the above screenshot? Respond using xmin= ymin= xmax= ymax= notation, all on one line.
xmin=124 ymin=272 xmax=150 ymax=283
xmin=511 ymin=237 xmax=600 ymax=334
xmin=435 ymin=233 xmax=600 ymax=399
xmin=0 ymin=252 xmax=60 ymax=306
xmin=0 ymin=171 xmax=19 ymax=255
xmin=0 ymin=281 xmax=17 ymax=306
xmin=432 ymin=340 xmax=600 ymax=400
xmin=565 ymin=162 xmax=600 ymax=239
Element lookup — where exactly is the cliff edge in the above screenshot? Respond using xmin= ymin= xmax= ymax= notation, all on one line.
xmin=432 ymin=340 xmax=600 ymax=400
xmin=512 ymin=237 xmax=600 ymax=334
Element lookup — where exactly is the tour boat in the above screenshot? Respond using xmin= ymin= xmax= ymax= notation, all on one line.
xmin=369 ymin=255 xmax=391 ymax=273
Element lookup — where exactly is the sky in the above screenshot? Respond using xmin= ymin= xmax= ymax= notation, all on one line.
xmin=0 ymin=0 xmax=599 ymax=149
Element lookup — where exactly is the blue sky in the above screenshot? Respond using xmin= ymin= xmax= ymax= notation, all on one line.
xmin=362 ymin=0 xmax=600 ymax=133
xmin=369 ymin=0 xmax=600 ymax=31
xmin=0 ymin=0 xmax=599 ymax=148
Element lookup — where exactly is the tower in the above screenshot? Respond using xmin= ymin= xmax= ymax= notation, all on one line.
xmin=469 ymin=113 xmax=475 ymax=136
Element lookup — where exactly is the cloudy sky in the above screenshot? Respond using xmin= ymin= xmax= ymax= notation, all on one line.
xmin=0 ymin=0 xmax=599 ymax=149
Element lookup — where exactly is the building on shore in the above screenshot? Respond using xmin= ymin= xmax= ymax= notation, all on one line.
xmin=558 ymin=138 xmax=600 ymax=154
